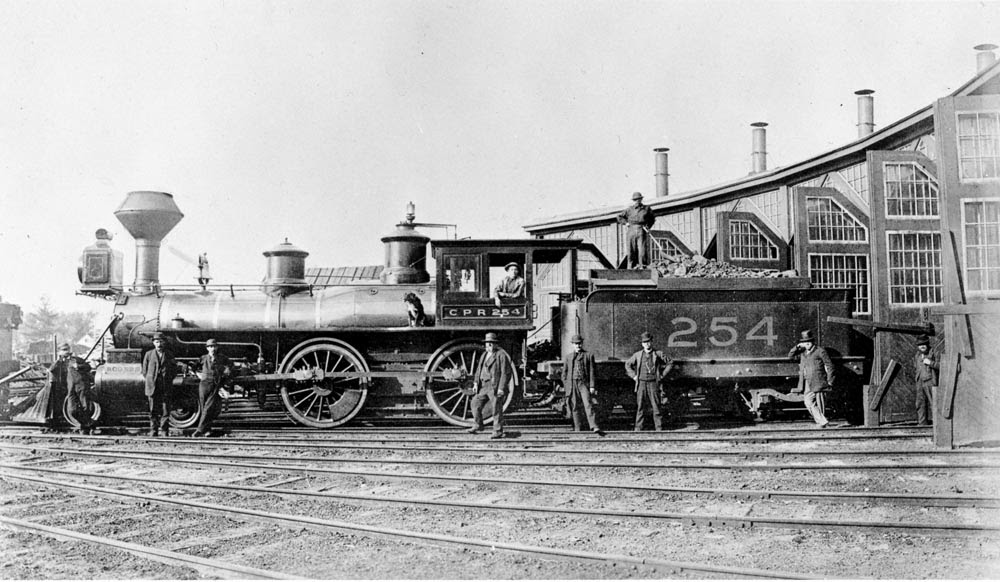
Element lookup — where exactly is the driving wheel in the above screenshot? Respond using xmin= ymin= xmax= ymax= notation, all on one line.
xmin=279 ymin=338 xmax=369 ymax=428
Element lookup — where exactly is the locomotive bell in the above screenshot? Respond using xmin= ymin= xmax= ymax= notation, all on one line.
xmin=263 ymin=239 xmax=309 ymax=296
xmin=114 ymin=191 xmax=183 ymax=294
xmin=380 ymin=216 xmax=430 ymax=285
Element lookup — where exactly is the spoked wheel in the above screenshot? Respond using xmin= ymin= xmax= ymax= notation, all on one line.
xmin=424 ymin=339 xmax=518 ymax=427
xmin=62 ymin=398 xmax=102 ymax=429
xmin=279 ymin=338 xmax=369 ymax=428
xmin=169 ymin=387 xmax=201 ymax=429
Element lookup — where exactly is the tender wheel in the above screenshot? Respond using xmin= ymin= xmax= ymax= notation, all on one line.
xmin=424 ymin=339 xmax=518 ymax=427
xmin=62 ymin=398 xmax=102 ymax=429
xmin=279 ymin=338 xmax=369 ymax=428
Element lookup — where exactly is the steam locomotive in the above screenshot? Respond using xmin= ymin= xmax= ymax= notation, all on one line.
xmin=71 ymin=191 xmax=867 ymax=430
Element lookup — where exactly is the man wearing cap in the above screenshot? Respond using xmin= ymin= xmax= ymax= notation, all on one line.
xmin=561 ymin=334 xmax=603 ymax=435
xmin=913 ymin=334 xmax=938 ymax=426
xmin=788 ymin=329 xmax=834 ymax=428
xmin=625 ymin=332 xmax=673 ymax=431
xmin=493 ymin=262 xmax=525 ymax=308
xmin=192 ymin=339 xmax=232 ymax=437
xmin=616 ymin=192 xmax=656 ymax=269
xmin=468 ymin=332 xmax=513 ymax=439
xmin=50 ymin=343 xmax=96 ymax=433
xmin=141 ymin=332 xmax=178 ymax=437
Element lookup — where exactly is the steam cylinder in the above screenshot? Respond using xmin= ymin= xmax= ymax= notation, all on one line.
xmin=380 ymin=223 xmax=430 ymax=284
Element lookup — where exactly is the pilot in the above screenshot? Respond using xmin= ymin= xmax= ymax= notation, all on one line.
xmin=493 ymin=262 xmax=525 ymax=308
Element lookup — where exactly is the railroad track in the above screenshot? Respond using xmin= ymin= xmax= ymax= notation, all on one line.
xmin=3 ymin=424 xmax=997 ymax=578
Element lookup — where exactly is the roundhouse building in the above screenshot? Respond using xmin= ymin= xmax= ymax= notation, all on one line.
xmin=524 ymin=46 xmax=1000 ymax=447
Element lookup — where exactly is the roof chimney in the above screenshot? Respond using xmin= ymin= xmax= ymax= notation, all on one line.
xmin=975 ymin=44 xmax=998 ymax=73
xmin=750 ymin=122 xmax=768 ymax=174
xmin=654 ymin=148 xmax=669 ymax=198
xmin=855 ymin=89 xmax=875 ymax=138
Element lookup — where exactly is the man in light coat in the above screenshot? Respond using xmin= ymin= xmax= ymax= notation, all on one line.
xmin=468 ymin=332 xmax=513 ymax=439
xmin=561 ymin=334 xmax=603 ymax=435
xmin=788 ymin=329 xmax=834 ymax=428
xmin=141 ymin=332 xmax=177 ymax=437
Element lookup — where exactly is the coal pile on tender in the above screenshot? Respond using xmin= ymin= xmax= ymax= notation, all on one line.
xmin=654 ymin=254 xmax=798 ymax=279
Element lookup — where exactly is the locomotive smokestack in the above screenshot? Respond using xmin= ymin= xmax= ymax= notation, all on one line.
xmin=114 ymin=191 xmax=183 ymax=294
xmin=654 ymin=148 xmax=669 ymax=198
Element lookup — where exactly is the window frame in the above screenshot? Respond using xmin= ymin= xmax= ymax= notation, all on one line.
xmin=961 ymin=197 xmax=1000 ymax=297
xmin=807 ymin=252 xmax=871 ymax=315
xmin=882 ymin=161 xmax=940 ymax=219
xmin=956 ymin=110 xmax=1000 ymax=183
xmin=885 ymin=230 xmax=943 ymax=306
xmin=805 ymin=196 xmax=870 ymax=243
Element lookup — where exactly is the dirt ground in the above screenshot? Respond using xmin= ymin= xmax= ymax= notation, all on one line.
xmin=2 ymin=426 xmax=999 ymax=579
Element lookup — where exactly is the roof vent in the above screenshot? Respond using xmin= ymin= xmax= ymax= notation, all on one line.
xmin=855 ymin=89 xmax=875 ymax=138
xmin=975 ymin=44 xmax=998 ymax=73
xmin=654 ymin=148 xmax=670 ymax=198
xmin=750 ymin=122 xmax=768 ymax=174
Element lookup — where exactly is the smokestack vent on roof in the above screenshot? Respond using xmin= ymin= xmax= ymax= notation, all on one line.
xmin=975 ymin=44 xmax=998 ymax=73
xmin=855 ymin=89 xmax=875 ymax=138
xmin=654 ymin=148 xmax=670 ymax=198
xmin=750 ymin=122 xmax=768 ymax=174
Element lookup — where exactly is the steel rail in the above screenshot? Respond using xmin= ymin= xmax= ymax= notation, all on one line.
xmin=0 ymin=472 xmax=823 ymax=580
xmin=10 ymin=433 xmax=990 ymax=459
xmin=4 ymin=464 xmax=997 ymax=537
xmin=2 ymin=449 xmax=998 ymax=508
xmin=5 ymin=443 xmax=996 ymax=471
xmin=0 ymin=427 xmax=936 ymax=444
xmin=0 ymin=516 xmax=302 ymax=580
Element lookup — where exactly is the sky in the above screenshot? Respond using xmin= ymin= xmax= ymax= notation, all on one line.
xmin=2 ymin=0 xmax=999 ymax=318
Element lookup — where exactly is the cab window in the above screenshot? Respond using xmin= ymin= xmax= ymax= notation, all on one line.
xmin=443 ymin=255 xmax=479 ymax=294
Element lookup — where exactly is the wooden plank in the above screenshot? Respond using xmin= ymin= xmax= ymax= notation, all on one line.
xmin=947 ymin=231 xmax=974 ymax=357
xmin=826 ymin=316 xmax=932 ymax=334
xmin=941 ymin=349 xmax=962 ymax=420
xmin=869 ymin=359 xmax=901 ymax=411
xmin=931 ymin=303 xmax=1000 ymax=316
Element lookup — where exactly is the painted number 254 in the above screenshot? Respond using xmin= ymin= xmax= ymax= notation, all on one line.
xmin=667 ymin=316 xmax=778 ymax=347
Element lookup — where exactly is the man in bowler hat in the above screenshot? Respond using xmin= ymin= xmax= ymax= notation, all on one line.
xmin=561 ymin=334 xmax=603 ymax=435
xmin=142 ymin=332 xmax=177 ymax=436
xmin=468 ymin=332 xmax=513 ymax=439
xmin=625 ymin=332 xmax=673 ymax=431
xmin=192 ymin=338 xmax=232 ymax=437
xmin=51 ymin=342 xmax=97 ymax=433
xmin=616 ymin=192 xmax=656 ymax=269
xmin=914 ymin=334 xmax=938 ymax=426
xmin=788 ymin=329 xmax=834 ymax=427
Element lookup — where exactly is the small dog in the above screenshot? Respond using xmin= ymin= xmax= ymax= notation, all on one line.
xmin=403 ymin=293 xmax=426 ymax=327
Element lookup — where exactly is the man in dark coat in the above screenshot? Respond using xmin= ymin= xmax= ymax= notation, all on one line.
xmin=58 ymin=343 xmax=97 ymax=434
xmin=468 ymin=332 xmax=513 ymax=439
xmin=914 ymin=334 xmax=938 ymax=426
xmin=561 ymin=334 xmax=603 ymax=435
xmin=625 ymin=332 xmax=673 ymax=431
xmin=192 ymin=338 xmax=231 ymax=437
xmin=788 ymin=329 xmax=834 ymax=427
xmin=141 ymin=332 xmax=177 ymax=436
xmin=616 ymin=191 xmax=656 ymax=269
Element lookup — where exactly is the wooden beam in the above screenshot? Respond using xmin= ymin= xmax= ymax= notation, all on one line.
xmin=941 ymin=349 xmax=962 ymax=420
xmin=869 ymin=359 xmax=901 ymax=411
xmin=931 ymin=303 xmax=1000 ymax=316
xmin=947 ymin=231 xmax=974 ymax=358
xmin=826 ymin=316 xmax=932 ymax=334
